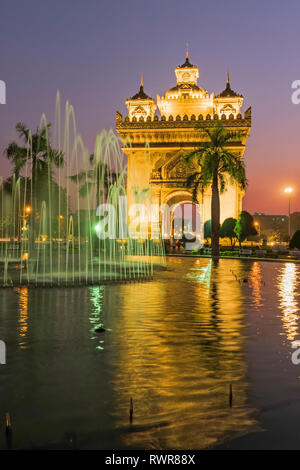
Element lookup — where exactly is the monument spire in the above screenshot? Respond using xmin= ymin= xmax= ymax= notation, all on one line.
xmin=140 ymin=73 xmax=143 ymax=88
xmin=178 ymin=43 xmax=195 ymax=69
xmin=216 ymin=71 xmax=242 ymax=98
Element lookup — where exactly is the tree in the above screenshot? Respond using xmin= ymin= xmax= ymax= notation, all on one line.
xmin=185 ymin=122 xmax=247 ymax=258
xmin=220 ymin=217 xmax=237 ymax=247
xmin=4 ymin=122 xmax=64 ymax=250
xmin=70 ymin=155 xmax=118 ymax=206
xmin=234 ymin=211 xmax=257 ymax=247
xmin=70 ymin=155 xmax=124 ymax=252
xmin=0 ymin=174 xmax=69 ymax=243
xmin=204 ymin=220 xmax=211 ymax=241
xmin=5 ymin=122 xmax=64 ymax=191
xmin=0 ymin=176 xmax=31 ymax=241
xmin=269 ymin=230 xmax=280 ymax=243
xmin=282 ymin=234 xmax=290 ymax=243
xmin=290 ymin=230 xmax=300 ymax=249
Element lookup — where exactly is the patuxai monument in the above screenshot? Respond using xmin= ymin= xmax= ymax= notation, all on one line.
xmin=116 ymin=50 xmax=251 ymax=238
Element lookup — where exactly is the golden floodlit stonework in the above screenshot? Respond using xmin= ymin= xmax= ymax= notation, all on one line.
xmin=116 ymin=51 xmax=251 ymax=229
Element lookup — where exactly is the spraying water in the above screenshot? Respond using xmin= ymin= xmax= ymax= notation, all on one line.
xmin=0 ymin=93 xmax=165 ymax=287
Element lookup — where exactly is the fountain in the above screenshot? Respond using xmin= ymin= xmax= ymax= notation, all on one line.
xmin=0 ymin=93 xmax=165 ymax=286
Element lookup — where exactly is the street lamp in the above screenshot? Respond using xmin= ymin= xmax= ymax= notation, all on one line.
xmin=284 ymin=187 xmax=293 ymax=238
xmin=254 ymin=221 xmax=260 ymax=240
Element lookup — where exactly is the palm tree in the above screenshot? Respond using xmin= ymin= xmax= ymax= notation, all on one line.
xmin=185 ymin=122 xmax=247 ymax=258
xmin=5 ymin=122 xmax=64 ymax=182
xmin=4 ymin=122 xmax=64 ymax=249
xmin=69 ymin=154 xmax=119 ymax=205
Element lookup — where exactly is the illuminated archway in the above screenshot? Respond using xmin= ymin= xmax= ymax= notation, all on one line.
xmin=162 ymin=191 xmax=203 ymax=248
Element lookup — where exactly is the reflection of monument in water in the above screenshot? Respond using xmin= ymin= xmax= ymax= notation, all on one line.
xmin=107 ymin=259 xmax=257 ymax=449
xmin=116 ymin=49 xmax=252 ymax=234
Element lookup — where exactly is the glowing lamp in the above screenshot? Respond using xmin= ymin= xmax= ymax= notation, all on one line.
xmin=284 ymin=187 xmax=293 ymax=193
xmin=22 ymin=252 xmax=29 ymax=261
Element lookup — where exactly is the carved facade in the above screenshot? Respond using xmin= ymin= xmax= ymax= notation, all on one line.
xmin=116 ymin=51 xmax=251 ymax=231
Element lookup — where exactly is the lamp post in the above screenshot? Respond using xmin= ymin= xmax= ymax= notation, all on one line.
xmin=284 ymin=188 xmax=293 ymax=238
xmin=19 ymin=206 xmax=32 ymax=242
xmin=254 ymin=221 xmax=260 ymax=241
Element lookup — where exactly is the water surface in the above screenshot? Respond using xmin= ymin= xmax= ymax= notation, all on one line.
xmin=0 ymin=258 xmax=300 ymax=449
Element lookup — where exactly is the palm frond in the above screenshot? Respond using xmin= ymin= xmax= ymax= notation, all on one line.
xmin=16 ymin=122 xmax=29 ymax=143
xmin=186 ymin=172 xmax=204 ymax=203
xmin=4 ymin=142 xmax=28 ymax=178
xmin=78 ymin=181 xmax=94 ymax=198
xmin=69 ymin=169 xmax=94 ymax=184
xmin=48 ymin=148 xmax=64 ymax=168
xmin=184 ymin=149 xmax=201 ymax=166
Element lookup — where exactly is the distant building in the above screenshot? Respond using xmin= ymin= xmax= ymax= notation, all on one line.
xmin=253 ymin=212 xmax=290 ymax=240
xmin=290 ymin=212 xmax=300 ymax=237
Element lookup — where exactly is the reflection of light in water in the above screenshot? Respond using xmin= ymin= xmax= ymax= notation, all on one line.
xmin=278 ymin=263 xmax=299 ymax=342
xmin=89 ymin=286 xmax=105 ymax=350
xmin=249 ymin=262 xmax=262 ymax=308
xmin=111 ymin=259 xmax=257 ymax=449
xmin=186 ymin=259 xmax=211 ymax=291
xmin=14 ymin=287 xmax=28 ymax=349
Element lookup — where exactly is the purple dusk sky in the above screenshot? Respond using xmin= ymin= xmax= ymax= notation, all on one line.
xmin=1 ymin=0 xmax=300 ymax=215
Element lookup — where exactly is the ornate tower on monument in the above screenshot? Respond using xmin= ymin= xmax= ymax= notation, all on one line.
xmin=116 ymin=51 xmax=251 ymax=234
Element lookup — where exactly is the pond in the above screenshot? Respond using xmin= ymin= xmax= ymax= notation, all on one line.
xmin=0 ymin=257 xmax=300 ymax=449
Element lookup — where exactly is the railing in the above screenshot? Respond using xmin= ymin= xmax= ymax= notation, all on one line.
xmin=116 ymin=108 xmax=251 ymax=126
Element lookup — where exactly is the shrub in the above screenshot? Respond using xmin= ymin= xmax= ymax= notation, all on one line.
xmin=290 ymin=230 xmax=300 ymax=249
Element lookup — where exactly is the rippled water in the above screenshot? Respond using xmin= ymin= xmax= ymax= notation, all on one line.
xmin=0 ymin=258 xmax=300 ymax=449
